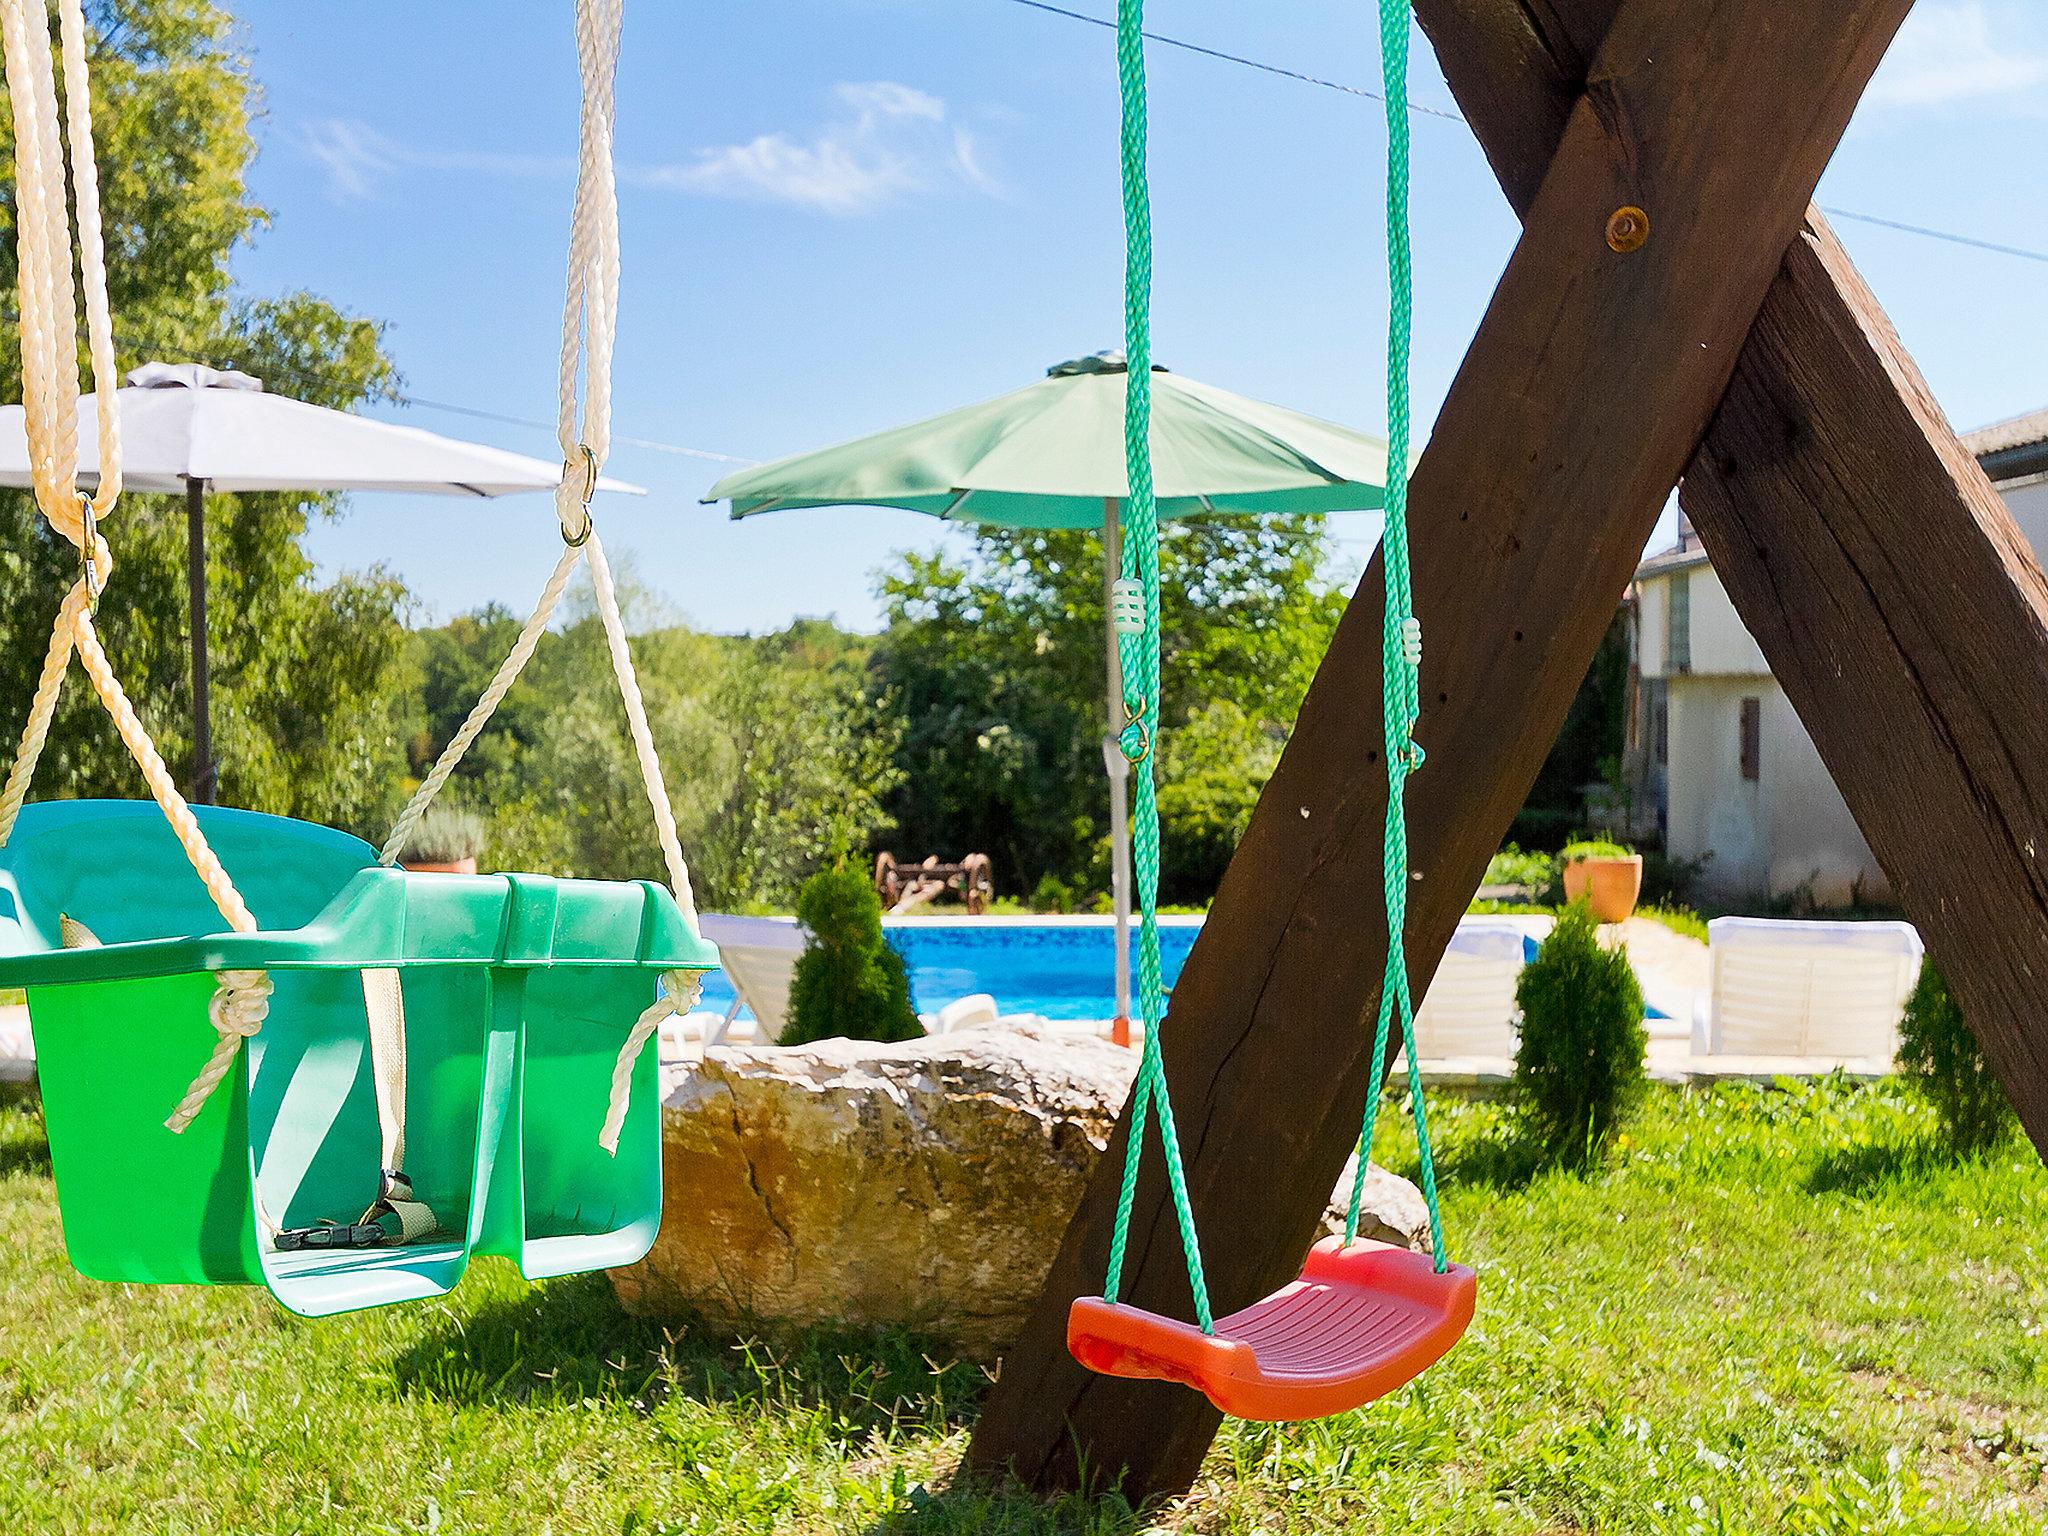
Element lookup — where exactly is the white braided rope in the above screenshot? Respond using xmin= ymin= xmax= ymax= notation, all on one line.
xmin=560 ymin=0 xmax=706 ymax=1146
xmin=556 ymin=0 xmax=622 ymax=543
xmin=584 ymin=530 xmax=698 ymax=927
xmin=54 ymin=0 xmax=119 ymax=519
xmin=380 ymin=542 xmax=585 ymax=865
xmin=165 ymin=969 xmax=272 ymax=1133
xmin=70 ymin=610 xmax=257 ymax=933
xmin=597 ymin=967 xmax=702 ymax=1156
xmin=0 ymin=581 xmax=83 ymax=846
xmin=556 ymin=0 xmax=696 ymax=928
xmin=1 ymin=0 xmax=266 ymax=1132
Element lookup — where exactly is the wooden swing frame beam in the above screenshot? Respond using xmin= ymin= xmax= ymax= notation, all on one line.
xmin=970 ymin=0 xmax=2048 ymax=1505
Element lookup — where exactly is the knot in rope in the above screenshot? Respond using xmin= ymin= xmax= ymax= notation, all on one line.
xmin=598 ymin=968 xmax=703 ymax=1155
xmin=165 ymin=969 xmax=272 ymax=1133
xmin=208 ymin=969 xmax=272 ymax=1038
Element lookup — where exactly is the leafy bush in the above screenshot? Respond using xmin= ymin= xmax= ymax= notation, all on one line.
xmin=1560 ymin=836 xmax=1634 ymax=863
xmin=1155 ymin=698 xmax=1286 ymax=901
xmin=1896 ymin=961 xmax=2016 ymax=1154
xmin=1485 ymin=843 xmax=1556 ymax=893
xmin=1513 ymin=901 xmax=1647 ymax=1164
xmin=781 ymin=868 xmax=921 ymax=1047
xmin=399 ymin=804 xmax=484 ymax=867
xmin=1030 ymin=873 xmax=1076 ymax=915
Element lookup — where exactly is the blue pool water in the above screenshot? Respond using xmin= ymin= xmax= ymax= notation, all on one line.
xmin=693 ymin=920 xmax=1203 ymax=1023
xmin=690 ymin=923 xmax=1663 ymax=1025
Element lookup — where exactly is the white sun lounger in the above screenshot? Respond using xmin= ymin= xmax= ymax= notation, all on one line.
xmin=1409 ymin=920 xmax=1527 ymax=1062
xmin=697 ymin=913 xmax=807 ymax=1046
xmin=1691 ymin=916 xmax=1922 ymax=1064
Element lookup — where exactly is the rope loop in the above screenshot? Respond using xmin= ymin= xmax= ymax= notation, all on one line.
xmin=1345 ymin=0 xmax=1449 ymax=1273
xmin=1097 ymin=0 xmax=1215 ymax=1335
xmin=597 ymin=968 xmax=703 ymax=1154
xmin=164 ymin=969 xmax=272 ymax=1133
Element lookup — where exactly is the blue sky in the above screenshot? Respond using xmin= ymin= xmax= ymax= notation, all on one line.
xmin=228 ymin=0 xmax=2048 ymax=634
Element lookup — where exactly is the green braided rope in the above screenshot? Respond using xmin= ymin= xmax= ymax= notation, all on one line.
xmin=1343 ymin=0 xmax=1448 ymax=1272
xmin=1099 ymin=0 xmax=1214 ymax=1333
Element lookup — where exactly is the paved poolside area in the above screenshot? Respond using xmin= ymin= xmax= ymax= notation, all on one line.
xmin=0 ymin=917 xmax=1898 ymax=1092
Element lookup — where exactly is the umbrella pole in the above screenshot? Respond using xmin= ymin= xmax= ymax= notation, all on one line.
xmin=184 ymin=477 xmax=217 ymax=805
xmin=1102 ymin=497 xmax=1133 ymax=1047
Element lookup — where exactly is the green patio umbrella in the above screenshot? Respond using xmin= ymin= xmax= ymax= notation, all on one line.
xmin=706 ymin=351 xmax=1391 ymax=1033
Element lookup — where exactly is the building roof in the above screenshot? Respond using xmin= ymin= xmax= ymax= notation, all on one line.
xmin=1963 ymin=407 xmax=2048 ymax=486
xmin=1635 ymin=542 xmax=1711 ymax=581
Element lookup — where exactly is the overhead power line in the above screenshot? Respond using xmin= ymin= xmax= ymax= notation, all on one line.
xmin=1003 ymin=0 xmax=1463 ymax=119
xmin=0 ymin=308 xmax=758 ymax=468
xmin=397 ymin=397 xmax=758 ymax=465
xmin=1000 ymin=0 xmax=2048 ymax=269
xmin=1816 ymin=206 xmax=2048 ymax=267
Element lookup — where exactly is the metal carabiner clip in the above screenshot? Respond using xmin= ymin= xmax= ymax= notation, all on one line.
xmin=561 ymin=443 xmax=598 ymax=547
xmin=77 ymin=495 xmax=102 ymax=613
xmin=1118 ymin=693 xmax=1153 ymax=766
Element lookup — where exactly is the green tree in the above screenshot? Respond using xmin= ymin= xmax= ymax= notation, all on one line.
xmin=872 ymin=516 xmax=1342 ymax=902
xmin=1896 ymin=960 xmax=2018 ymax=1155
xmin=0 ymin=1 xmax=409 ymax=834
xmin=404 ymin=580 xmax=901 ymax=911
xmin=1512 ymin=901 xmax=1649 ymax=1166
xmin=780 ymin=865 xmax=919 ymax=1047
xmin=684 ymin=620 xmax=904 ymax=910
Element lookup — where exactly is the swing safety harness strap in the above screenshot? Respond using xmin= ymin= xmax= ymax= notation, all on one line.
xmin=1098 ymin=0 xmax=1447 ymax=1334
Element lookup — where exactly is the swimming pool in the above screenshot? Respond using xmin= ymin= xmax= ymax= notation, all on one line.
xmin=693 ymin=916 xmax=1204 ymax=1023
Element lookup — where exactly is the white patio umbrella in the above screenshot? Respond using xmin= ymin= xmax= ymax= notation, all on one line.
xmin=0 ymin=362 xmax=644 ymax=801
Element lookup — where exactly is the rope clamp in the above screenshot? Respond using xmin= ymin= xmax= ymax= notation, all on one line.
xmin=1118 ymin=694 xmax=1152 ymax=766
xmin=77 ymin=495 xmax=102 ymax=613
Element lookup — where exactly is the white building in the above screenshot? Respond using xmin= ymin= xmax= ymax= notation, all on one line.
xmin=1632 ymin=410 xmax=2048 ymax=905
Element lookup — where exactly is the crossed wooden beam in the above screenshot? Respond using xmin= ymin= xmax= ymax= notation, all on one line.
xmin=968 ymin=0 xmax=2047 ymax=1503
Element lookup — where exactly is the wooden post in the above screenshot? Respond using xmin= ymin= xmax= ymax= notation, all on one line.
xmin=967 ymin=0 xmax=1913 ymax=1501
xmin=1417 ymin=0 xmax=2048 ymax=1149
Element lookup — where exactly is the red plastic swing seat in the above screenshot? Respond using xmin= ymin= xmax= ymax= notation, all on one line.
xmin=1067 ymin=1236 xmax=1476 ymax=1422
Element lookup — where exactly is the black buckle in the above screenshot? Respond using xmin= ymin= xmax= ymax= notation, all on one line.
xmin=275 ymin=1222 xmax=388 ymax=1252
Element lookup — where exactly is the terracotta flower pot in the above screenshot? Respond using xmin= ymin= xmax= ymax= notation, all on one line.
xmin=400 ymin=856 xmax=477 ymax=875
xmin=1561 ymin=854 xmax=1643 ymax=924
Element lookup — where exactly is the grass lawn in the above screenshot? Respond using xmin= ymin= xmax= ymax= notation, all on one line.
xmin=0 ymin=1079 xmax=2042 ymax=1533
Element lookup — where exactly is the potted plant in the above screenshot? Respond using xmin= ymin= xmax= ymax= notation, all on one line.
xmin=397 ymin=805 xmax=485 ymax=875
xmin=1558 ymin=836 xmax=1642 ymax=924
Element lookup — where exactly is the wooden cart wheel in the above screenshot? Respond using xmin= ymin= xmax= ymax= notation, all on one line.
xmin=962 ymin=852 xmax=993 ymax=915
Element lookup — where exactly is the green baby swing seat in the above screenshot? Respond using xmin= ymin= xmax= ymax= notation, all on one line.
xmin=0 ymin=799 xmax=716 ymax=1316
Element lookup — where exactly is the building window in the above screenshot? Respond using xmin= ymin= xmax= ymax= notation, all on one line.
xmin=1654 ymin=700 xmax=1668 ymax=766
xmin=1740 ymin=696 xmax=1761 ymax=781
xmin=1667 ymin=573 xmax=1691 ymax=673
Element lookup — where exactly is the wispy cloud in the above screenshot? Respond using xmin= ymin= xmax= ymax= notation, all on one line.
xmin=637 ymin=82 xmax=998 ymax=215
xmin=296 ymin=119 xmax=572 ymax=202
xmin=1866 ymin=1 xmax=2048 ymax=107
xmin=295 ymin=82 xmax=999 ymax=216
